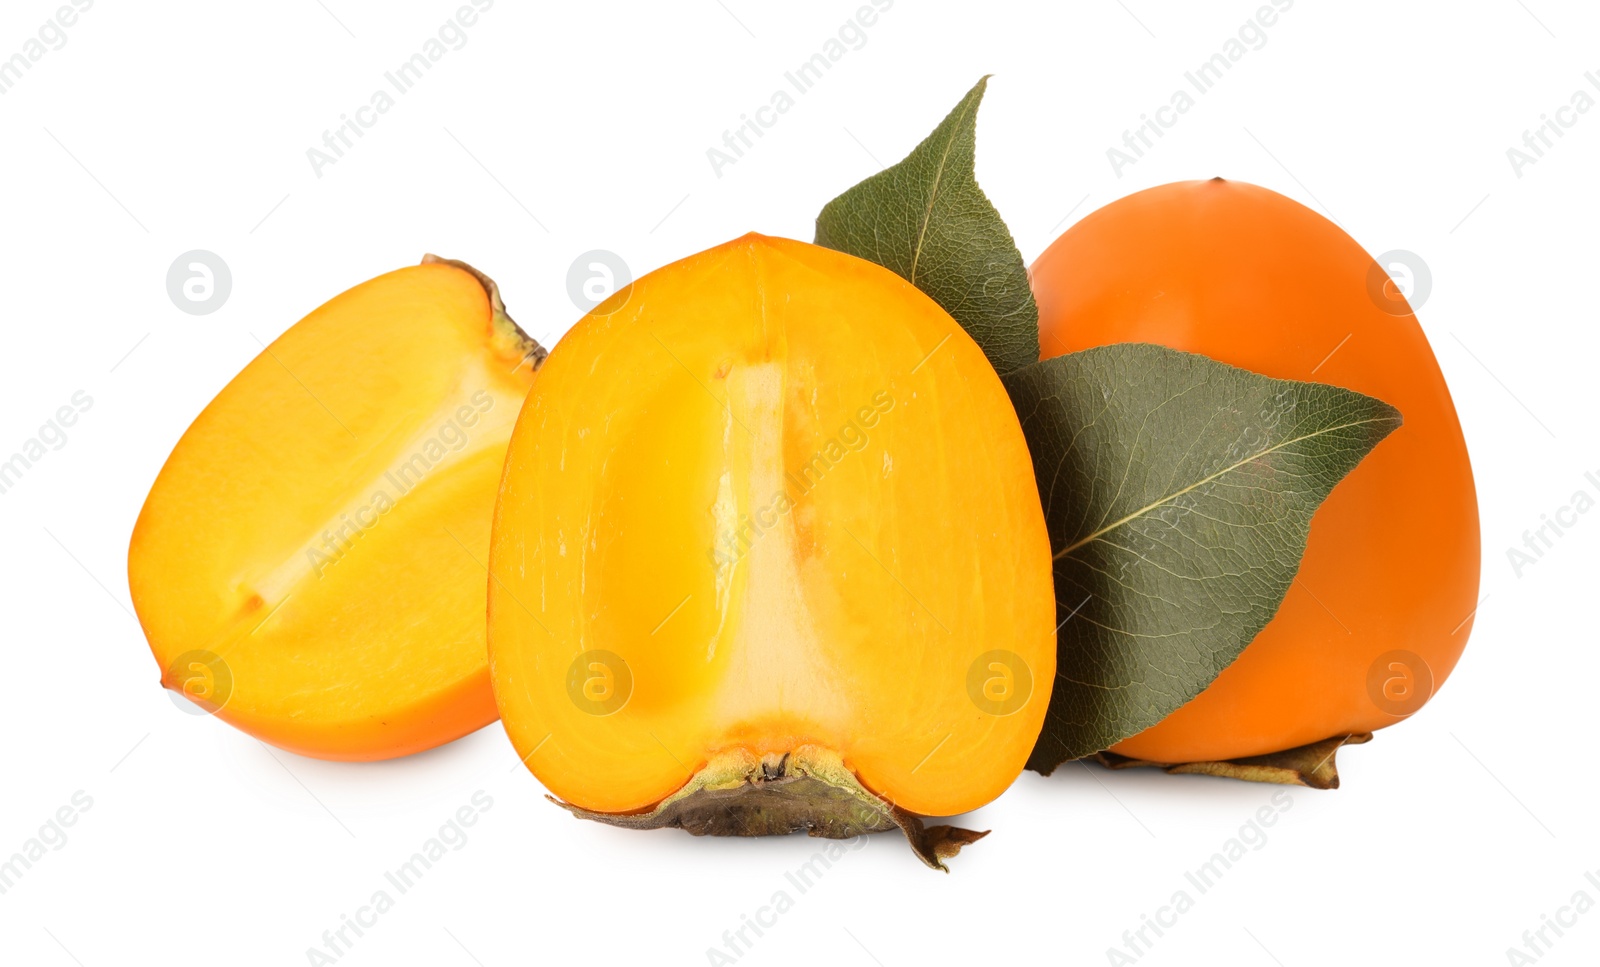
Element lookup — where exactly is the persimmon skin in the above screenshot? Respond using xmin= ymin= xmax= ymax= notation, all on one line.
xmin=1031 ymin=179 xmax=1480 ymax=763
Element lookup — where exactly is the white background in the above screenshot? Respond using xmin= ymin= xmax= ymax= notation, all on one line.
xmin=1 ymin=1 xmax=1595 ymax=964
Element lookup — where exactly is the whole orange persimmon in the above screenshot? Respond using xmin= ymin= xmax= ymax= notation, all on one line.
xmin=1030 ymin=178 xmax=1480 ymax=763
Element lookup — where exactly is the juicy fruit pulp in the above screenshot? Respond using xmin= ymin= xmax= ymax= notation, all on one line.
xmin=489 ymin=234 xmax=1055 ymax=820
xmin=1030 ymin=179 xmax=1480 ymax=763
xmin=130 ymin=259 xmax=540 ymax=760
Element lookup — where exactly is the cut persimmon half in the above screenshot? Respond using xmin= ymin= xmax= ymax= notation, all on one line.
xmin=488 ymin=234 xmax=1054 ymax=868
xmin=130 ymin=257 xmax=542 ymax=760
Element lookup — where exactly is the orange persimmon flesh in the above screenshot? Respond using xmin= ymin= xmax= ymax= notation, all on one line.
xmin=489 ymin=234 xmax=1055 ymax=817
xmin=130 ymin=260 xmax=536 ymax=760
xmin=1031 ymin=179 xmax=1480 ymax=762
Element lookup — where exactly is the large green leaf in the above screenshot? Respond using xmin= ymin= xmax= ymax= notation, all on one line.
xmin=814 ymin=76 xmax=1039 ymax=374
xmin=1004 ymin=344 xmax=1403 ymax=773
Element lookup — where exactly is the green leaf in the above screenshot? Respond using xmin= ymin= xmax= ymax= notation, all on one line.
xmin=815 ymin=76 xmax=1039 ymax=375
xmin=1003 ymin=344 xmax=1403 ymax=773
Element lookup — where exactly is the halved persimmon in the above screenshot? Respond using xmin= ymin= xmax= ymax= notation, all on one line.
xmin=488 ymin=234 xmax=1054 ymax=864
xmin=130 ymin=258 xmax=542 ymax=760
xmin=1030 ymin=179 xmax=1480 ymax=763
